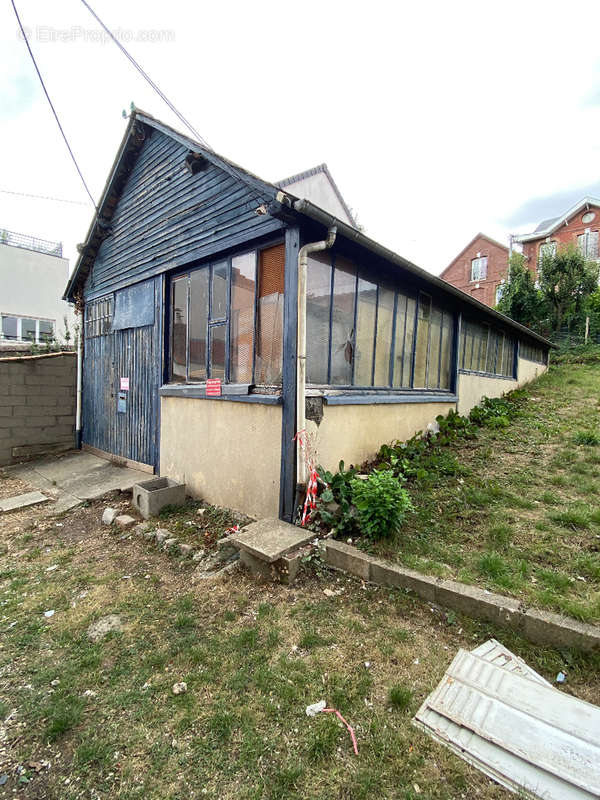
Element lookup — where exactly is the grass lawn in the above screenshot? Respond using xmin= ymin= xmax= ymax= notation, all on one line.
xmin=368 ymin=360 xmax=600 ymax=623
xmin=2 ymin=486 xmax=599 ymax=799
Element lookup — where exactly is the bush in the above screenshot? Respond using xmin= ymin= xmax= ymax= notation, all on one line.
xmin=350 ymin=470 xmax=413 ymax=540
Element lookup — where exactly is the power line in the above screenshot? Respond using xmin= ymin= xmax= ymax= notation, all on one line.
xmin=0 ymin=188 xmax=89 ymax=206
xmin=10 ymin=0 xmax=98 ymax=211
xmin=79 ymin=0 xmax=212 ymax=150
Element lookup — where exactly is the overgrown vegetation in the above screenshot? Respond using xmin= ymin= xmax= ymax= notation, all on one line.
xmin=311 ymin=361 xmax=600 ymax=622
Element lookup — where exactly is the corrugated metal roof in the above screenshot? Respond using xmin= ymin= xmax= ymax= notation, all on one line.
xmin=414 ymin=644 xmax=600 ymax=799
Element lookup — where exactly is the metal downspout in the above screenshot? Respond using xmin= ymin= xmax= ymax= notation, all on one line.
xmin=75 ymin=316 xmax=83 ymax=448
xmin=296 ymin=225 xmax=337 ymax=491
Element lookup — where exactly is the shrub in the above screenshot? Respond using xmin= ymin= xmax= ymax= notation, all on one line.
xmin=350 ymin=470 xmax=413 ymax=540
xmin=573 ymin=430 xmax=600 ymax=446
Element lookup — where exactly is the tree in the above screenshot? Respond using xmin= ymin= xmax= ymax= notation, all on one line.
xmin=538 ymin=243 xmax=599 ymax=333
xmin=496 ymin=251 xmax=545 ymax=331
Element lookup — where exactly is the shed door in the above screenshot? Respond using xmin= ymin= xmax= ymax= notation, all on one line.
xmin=82 ymin=277 xmax=162 ymax=469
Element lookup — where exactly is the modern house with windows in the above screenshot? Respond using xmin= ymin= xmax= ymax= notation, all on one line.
xmin=0 ymin=228 xmax=75 ymax=354
xmin=64 ymin=109 xmax=552 ymax=521
xmin=512 ymin=197 xmax=600 ymax=273
xmin=440 ymin=233 xmax=510 ymax=308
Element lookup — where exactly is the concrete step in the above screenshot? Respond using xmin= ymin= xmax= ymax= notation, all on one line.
xmin=229 ymin=518 xmax=314 ymax=563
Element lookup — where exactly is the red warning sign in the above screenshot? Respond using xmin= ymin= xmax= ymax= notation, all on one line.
xmin=206 ymin=379 xmax=222 ymax=397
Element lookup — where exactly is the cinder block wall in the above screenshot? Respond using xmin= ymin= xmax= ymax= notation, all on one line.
xmin=0 ymin=352 xmax=76 ymax=466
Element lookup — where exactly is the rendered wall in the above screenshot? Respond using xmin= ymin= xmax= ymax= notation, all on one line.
xmin=306 ymin=401 xmax=456 ymax=472
xmin=0 ymin=352 xmax=76 ymax=466
xmin=160 ymin=398 xmax=282 ymax=518
xmin=457 ymin=356 xmax=547 ymax=415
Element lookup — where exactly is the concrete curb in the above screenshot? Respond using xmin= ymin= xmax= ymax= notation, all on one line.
xmin=325 ymin=540 xmax=600 ymax=652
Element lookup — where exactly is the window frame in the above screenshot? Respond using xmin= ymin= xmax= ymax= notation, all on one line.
xmin=1 ymin=314 xmax=56 ymax=343
xmin=470 ymin=256 xmax=488 ymax=282
xmin=305 ymin=253 xmax=457 ymax=394
xmin=165 ymin=239 xmax=283 ymax=387
xmin=459 ymin=317 xmax=516 ymax=379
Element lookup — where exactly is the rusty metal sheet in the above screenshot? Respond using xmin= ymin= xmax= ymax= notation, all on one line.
xmin=414 ymin=643 xmax=600 ymax=799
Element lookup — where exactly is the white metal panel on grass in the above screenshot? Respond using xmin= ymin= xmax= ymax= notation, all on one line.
xmin=414 ymin=642 xmax=600 ymax=800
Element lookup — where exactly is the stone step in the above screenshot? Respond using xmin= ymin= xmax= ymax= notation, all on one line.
xmin=229 ymin=518 xmax=314 ymax=563
xmin=0 ymin=491 xmax=50 ymax=513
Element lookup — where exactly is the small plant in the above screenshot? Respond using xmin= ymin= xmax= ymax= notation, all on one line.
xmin=574 ymin=430 xmax=600 ymax=446
xmin=388 ymin=683 xmax=413 ymax=711
xmin=350 ymin=470 xmax=413 ymax=540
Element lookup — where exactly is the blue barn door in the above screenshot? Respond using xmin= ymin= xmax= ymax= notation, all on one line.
xmin=82 ymin=277 xmax=162 ymax=470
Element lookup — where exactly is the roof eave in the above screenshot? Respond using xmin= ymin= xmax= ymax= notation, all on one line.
xmin=513 ymin=196 xmax=600 ymax=243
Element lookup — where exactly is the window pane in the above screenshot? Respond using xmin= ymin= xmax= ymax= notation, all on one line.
xmin=402 ymin=296 xmax=416 ymax=387
xmin=392 ymin=294 xmax=408 ymax=387
xmin=330 ymin=258 xmax=356 ymax=385
xmin=1 ymin=316 xmax=17 ymax=339
xmin=354 ymin=277 xmax=377 ymax=386
xmin=39 ymin=321 xmax=54 ymax=342
xmin=479 ymin=326 xmax=488 ymax=372
xmin=22 ymin=318 xmax=36 ymax=342
xmin=487 ymin=329 xmax=499 ymax=374
xmin=170 ymin=277 xmax=188 ymax=382
xmin=255 ymin=243 xmax=285 ymax=384
xmin=374 ymin=287 xmax=394 ymax=386
xmin=230 ymin=252 xmax=256 ymax=383
xmin=211 ymin=261 xmax=228 ymax=320
xmin=306 ymin=252 xmax=332 ymax=384
xmin=413 ymin=294 xmax=431 ymax=387
xmin=210 ymin=325 xmax=226 ymax=379
xmin=439 ymin=313 xmax=453 ymax=390
xmin=427 ymin=305 xmax=442 ymax=388
xmin=189 ymin=268 xmax=209 ymax=381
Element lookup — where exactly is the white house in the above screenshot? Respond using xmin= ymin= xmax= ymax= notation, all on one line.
xmin=0 ymin=227 xmax=76 ymax=353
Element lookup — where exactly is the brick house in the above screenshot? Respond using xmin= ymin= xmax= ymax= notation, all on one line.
xmin=440 ymin=233 xmax=509 ymax=308
xmin=512 ymin=197 xmax=600 ymax=276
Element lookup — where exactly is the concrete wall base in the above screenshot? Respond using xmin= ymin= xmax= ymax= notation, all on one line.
xmin=326 ymin=540 xmax=600 ymax=652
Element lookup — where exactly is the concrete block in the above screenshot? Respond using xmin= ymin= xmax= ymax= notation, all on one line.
xmin=521 ymin=608 xmax=600 ymax=651
xmin=164 ymin=537 xmax=179 ymax=551
xmin=279 ymin=553 xmax=301 ymax=585
xmin=115 ymin=515 xmax=136 ymax=529
xmin=325 ymin=540 xmax=370 ymax=581
xmin=102 ymin=507 xmax=118 ymax=525
xmin=240 ymin=549 xmax=280 ymax=582
xmin=0 ymin=407 xmax=12 ymax=416
xmin=370 ymin=558 xmax=437 ymax=602
xmin=131 ymin=477 xmax=186 ymax=519
xmin=0 ymin=417 xmax=14 ymax=428
xmin=0 ymin=491 xmax=50 ymax=513
xmin=435 ymin=580 xmax=522 ymax=628
xmin=230 ymin=519 xmax=315 ymax=563
xmin=11 ymin=442 xmax=72 ymax=459
xmin=26 ymin=395 xmax=58 ymax=407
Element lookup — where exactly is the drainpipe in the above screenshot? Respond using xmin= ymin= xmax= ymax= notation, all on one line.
xmin=75 ymin=318 xmax=83 ymax=449
xmin=296 ymin=225 xmax=337 ymax=491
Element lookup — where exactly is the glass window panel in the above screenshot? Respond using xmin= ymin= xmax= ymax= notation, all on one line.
xmin=209 ymin=325 xmax=226 ymax=379
xmin=230 ymin=252 xmax=256 ymax=383
xmin=465 ymin=322 xmax=476 ymax=371
xmin=306 ymin=252 xmax=332 ymax=384
xmin=479 ymin=325 xmax=489 ymax=372
xmin=427 ymin=305 xmax=442 ymax=388
xmin=39 ymin=321 xmax=54 ymax=342
xmin=255 ymin=243 xmax=285 ymax=384
xmin=1 ymin=316 xmax=18 ymax=339
xmin=413 ymin=293 xmax=431 ymax=388
xmin=374 ymin=287 xmax=394 ymax=386
xmin=330 ymin=257 xmax=356 ymax=385
xmin=189 ymin=268 xmax=209 ymax=381
xmin=486 ymin=330 xmax=499 ymax=374
xmin=22 ymin=318 xmax=36 ymax=342
xmin=392 ymin=294 xmax=408 ymax=387
xmin=170 ymin=277 xmax=188 ymax=383
xmin=439 ymin=313 xmax=453 ymax=390
xmin=211 ymin=261 xmax=228 ymax=320
xmin=503 ymin=336 xmax=514 ymax=376
xmin=402 ymin=296 xmax=416 ymax=387
xmin=354 ymin=277 xmax=377 ymax=386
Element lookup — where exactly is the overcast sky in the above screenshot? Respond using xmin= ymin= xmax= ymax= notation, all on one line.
xmin=2 ymin=0 xmax=600 ymax=277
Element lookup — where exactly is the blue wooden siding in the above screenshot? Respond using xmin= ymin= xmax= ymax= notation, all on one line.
xmin=84 ymin=128 xmax=282 ymax=301
xmin=82 ymin=276 xmax=162 ymax=468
